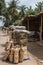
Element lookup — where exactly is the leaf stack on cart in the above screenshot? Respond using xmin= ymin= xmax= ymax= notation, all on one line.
xmin=3 ymin=26 xmax=29 ymax=64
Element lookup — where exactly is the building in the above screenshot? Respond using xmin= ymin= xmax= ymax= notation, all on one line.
xmin=22 ymin=12 xmax=43 ymax=41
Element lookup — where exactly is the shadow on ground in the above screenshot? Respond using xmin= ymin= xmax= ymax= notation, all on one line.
xmin=0 ymin=44 xmax=6 ymax=47
xmin=27 ymin=41 xmax=43 ymax=60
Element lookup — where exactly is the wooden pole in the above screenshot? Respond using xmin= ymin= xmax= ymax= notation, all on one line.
xmin=40 ymin=15 xmax=42 ymax=41
xmin=27 ymin=19 xmax=29 ymax=30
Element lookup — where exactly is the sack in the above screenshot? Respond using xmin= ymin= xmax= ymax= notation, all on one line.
xmin=9 ymin=54 xmax=13 ymax=62
xmin=14 ymin=48 xmax=19 ymax=64
xmin=3 ymin=51 xmax=10 ymax=61
xmin=10 ymin=48 xmax=14 ymax=55
xmin=5 ymin=41 xmax=13 ymax=51
xmin=19 ymin=39 xmax=28 ymax=45
xmin=19 ymin=45 xmax=24 ymax=62
xmin=23 ymin=46 xmax=28 ymax=60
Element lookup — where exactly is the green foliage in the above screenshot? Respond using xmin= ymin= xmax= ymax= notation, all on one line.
xmin=0 ymin=0 xmax=6 ymax=15
xmin=4 ymin=0 xmax=19 ymax=27
xmin=35 ymin=1 xmax=43 ymax=12
xmin=13 ymin=19 xmax=22 ymax=25
xmin=1 ymin=1 xmax=43 ymax=27
xmin=25 ymin=6 xmax=37 ymax=15
xmin=18 ymin=5 xmax=27 ymax=18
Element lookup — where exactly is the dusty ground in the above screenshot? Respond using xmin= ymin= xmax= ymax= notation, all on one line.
xmin=0 ymin=30 xmax=43 ymax=65
xmin=27 ymin=41 xmax=43 ymax=65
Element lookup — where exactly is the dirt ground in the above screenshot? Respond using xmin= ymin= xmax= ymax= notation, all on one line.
xmin=27 ymin=41 xmax=43 ymax=65
xmin=0 ymin=30 xmax=43 ymax=65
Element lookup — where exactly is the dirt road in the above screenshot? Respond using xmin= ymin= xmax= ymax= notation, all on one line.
xmin=0 ymin=31 xmax=43 ymax=65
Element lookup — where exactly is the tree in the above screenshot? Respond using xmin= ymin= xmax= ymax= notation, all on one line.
xmin=25 ymin=6 xmax=36 ymax=15
xmin=18 ymin=5 xmax=27 ymax=18
xmin=4 ymin=0 xmax=19 ymax=27
xmin=35 ymin=1 xmax=43 ymax=12
xmin=0 ymin=0 xmax=6 ymax=15
xmin=8 ymin=0 xmax=19 ymax=23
